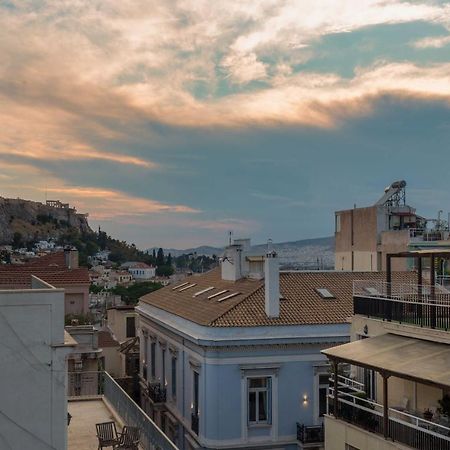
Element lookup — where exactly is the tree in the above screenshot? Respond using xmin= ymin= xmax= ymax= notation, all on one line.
xmin=12 ymin=232 xmax=23 ymax=249
xmin=167 ymin=253 xmax=172 ymax=266
xmin=156 ymin=248 xmax=165 ymax=267
xmin=156 ymin=265 xmax=174 ymax=277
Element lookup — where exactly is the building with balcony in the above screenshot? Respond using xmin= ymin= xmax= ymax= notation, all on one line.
xmin=335 ymin=180 xmax=450 ymax=272
xmin=67 ymin=371 xmax=179 ymax=450
xmin=322 ymin=249 xmax=450 ymax=450
xmin=136 ymin=238 xmax=414 ymax=450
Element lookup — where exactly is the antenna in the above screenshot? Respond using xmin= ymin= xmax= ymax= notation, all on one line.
xmin=228 ymin=231 xmax=233 ymax=245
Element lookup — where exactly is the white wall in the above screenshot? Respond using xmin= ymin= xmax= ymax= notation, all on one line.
xmin=0 ymin=278 xmax=73 ymax=450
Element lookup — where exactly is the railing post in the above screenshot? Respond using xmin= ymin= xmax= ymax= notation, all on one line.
xmin=382 ymin=372 xmax=390 ymax=439
xmin=431 ymin=255 xmax=437 ymax=329
xmin=333 ymin=360 xmax=339 ymax=418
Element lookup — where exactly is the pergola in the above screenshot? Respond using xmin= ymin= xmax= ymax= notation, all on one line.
xmin=323 ymin=249 xmax=450 ymax=440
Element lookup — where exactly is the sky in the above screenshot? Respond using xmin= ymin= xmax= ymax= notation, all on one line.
xmin=1 ymin=0 xmax=450 ymax=249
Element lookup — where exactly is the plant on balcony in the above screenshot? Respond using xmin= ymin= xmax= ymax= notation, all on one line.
xmin=438 ymin=394 xmax=450 ymax=417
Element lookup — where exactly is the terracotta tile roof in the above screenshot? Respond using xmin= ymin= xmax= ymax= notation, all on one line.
xmin=98 ymin=330 xmax=120 ymax=348
xmin=140 ymin=268 xmax=262 ymax=326
xmin=0 ymin=251 xmax=89 ymax=289
xmin=140 ymin=268 xmax=417 ymax=327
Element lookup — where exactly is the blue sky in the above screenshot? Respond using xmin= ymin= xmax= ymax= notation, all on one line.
xmin=1 ymin=1 xmax=450 ymax=248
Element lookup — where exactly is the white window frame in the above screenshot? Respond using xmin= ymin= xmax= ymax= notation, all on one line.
xmin=247 ymin=377 xmax=271 ymax=425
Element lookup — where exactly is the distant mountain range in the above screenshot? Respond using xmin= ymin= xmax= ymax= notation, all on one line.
xmin=148 ymin=236 xmax=335 ymax=270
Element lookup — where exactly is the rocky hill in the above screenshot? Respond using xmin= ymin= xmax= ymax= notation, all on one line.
xmin=0 ymin=196 xmax=92 ymax=245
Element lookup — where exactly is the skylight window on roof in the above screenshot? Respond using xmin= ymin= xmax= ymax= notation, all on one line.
xmin=315 ymin=288 xmax=335 ymax=299
xmin=178 ymin=283 xmax=197 ymax=292
xmin=207 ymin=289 xmax=228 ymax=299
xmin=193 ymin=287 xmax=214 ymax=297
xmin=172 ymin=282 xmax=189 ymax=290
xmin=216 ymin=292 xmax=240 ymax=303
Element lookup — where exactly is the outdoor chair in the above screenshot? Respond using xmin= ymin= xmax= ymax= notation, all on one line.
xmin=114 ymin=425 xmax=141 ymax=450
xmin=96 ymin=421 xmax=120 ymax=449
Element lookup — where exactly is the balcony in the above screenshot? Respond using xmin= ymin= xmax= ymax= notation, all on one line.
xmin=353 ymin=280 xmax=450 ymax=331
xmin=328 ymin=387 xmax=450 ymax=450
xmin=191 ymin=412 xmax=199 ymax=435
xmin=148 ymin=381 xmax=167 ymax=404
xmin=68 ymin=371 xmax=178 ymax=450
xmin=296 ymin=423 xmax=324 ymax=445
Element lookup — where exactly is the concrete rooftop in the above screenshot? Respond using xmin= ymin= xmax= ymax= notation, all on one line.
xmin=68 ymin=399 xmax=122 ymax=450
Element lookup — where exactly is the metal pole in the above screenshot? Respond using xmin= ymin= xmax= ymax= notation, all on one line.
xmin=431 ymin=255 xmax=436 ymax=329
xmin=333 ymin=360 xmax=339 ymax=418
xmin=383 ymin=373 xmax=389 ymax=439
xmin=386 ymin=255 xmax=392 ymax=321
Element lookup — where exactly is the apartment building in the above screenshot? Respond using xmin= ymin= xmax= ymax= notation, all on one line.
xmin=135 ymin=238 xmax=413 ymax=450
xmin=323 ymin=249 xmax=450 ymax=450
xmin=0 ymin=248 xmax=90 ymax=315
xmin=0 ymin=275 xmax=75 ymax=449
xmin=335 ymin=180 xmax=450 ymax=272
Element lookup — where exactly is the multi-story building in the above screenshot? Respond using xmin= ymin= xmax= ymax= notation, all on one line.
xmin=0 ymin=275 xmax=75 ymax=449
xmin=135 ymin=238 xmax=412 ymax=450
xmin=335 ymin=180 xmax=450 ymax=272
xmin=0 ymin=248 xmax=90 ymax=315
xmin=323 ymin=248 xmax=450 ymax=450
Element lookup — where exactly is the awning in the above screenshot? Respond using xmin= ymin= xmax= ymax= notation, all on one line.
xmin=322 ymin=333 xmax=450 ymax=388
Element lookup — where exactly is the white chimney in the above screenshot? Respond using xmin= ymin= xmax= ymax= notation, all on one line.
xmin=264 ymin=249 xmax=280 ymax=318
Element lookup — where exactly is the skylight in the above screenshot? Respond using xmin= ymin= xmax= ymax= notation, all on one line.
xmin=178 ymin=283 xmax=197 ymax=292
xmin=315 ymin=288 xmax=335 ymax=299
xmin=193 ymin=287 xmax=214 ymax=297
xmin=207 ymin=289 xmax=228 ymax=299
xmin=216 ymin=292 xmax=240 ymax=303
xmin=172 ymin=282 xmax=189 ymax=290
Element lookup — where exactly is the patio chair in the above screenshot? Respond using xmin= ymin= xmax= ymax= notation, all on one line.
xmin=96 ymin=421 xmax=120 ymax=449
xmin=114 ymin=426 xmax=141 ymax=450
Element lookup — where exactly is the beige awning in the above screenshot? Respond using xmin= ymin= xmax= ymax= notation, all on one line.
xmin=322 ymin=333 xmax=450 ymax=388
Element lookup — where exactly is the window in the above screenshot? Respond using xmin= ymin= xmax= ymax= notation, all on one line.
xmin=126 ymin=316 xmax=135 ymax=338
xmin=318 ymin=374 xmax=329 ymax=417
xmin=151 ymin=342 xmax=156 ymax=378
xmin=142 ymin=335 xmax=148 ymax=380
xmin=315 ymin=288 xmax=335 ymax=299
xmin=193 ymin=371 xmax=199 ymax=416
xmin=171 ymin=357 xmax=177 ymax=399
xmin=335 ymin=214 xmax=341 ymax=233
xmin=248 ymin=377 xmax=271 ymax=425
xmin=162 ymin=348 xmax=166 ymax=385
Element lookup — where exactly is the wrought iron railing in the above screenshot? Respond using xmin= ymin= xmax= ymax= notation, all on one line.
xmin=353 ymin=281 xmax=450 ymax=331
xmin=296 ymin=423 xmax=324 ymax=443
xmin=68 ymin=371 xmax=178 ymax=450
xmin=148 ymin=382 xmax=167 ymax=403
xmin=328 ymin=388 xmax=450 ymax=450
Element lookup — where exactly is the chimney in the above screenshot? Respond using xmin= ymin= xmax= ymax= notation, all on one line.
xmin=64 ymin=247 xmax=79 ymax=269
xmin=264 ymin=247 xmax=280 ymax=318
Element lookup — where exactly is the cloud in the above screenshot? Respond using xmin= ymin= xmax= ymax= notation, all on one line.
xmin=413 ymin=35 xmax=450 ymax=48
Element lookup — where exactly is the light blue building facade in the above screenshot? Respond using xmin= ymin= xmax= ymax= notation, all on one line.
xmin=136 ymin=239 xmax=368 ymax=450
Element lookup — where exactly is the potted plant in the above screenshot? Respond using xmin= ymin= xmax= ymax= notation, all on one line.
xmin=423 ymin=408 xmax=433 ymax=421
xmin=438 ymin=394 xmax=450 ymax=417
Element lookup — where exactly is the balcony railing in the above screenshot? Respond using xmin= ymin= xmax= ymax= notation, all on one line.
xmin=191 ymin=412 xmax=199 ymax=435
xmin=328 ymin=388 xmax=450 ymax=450
xmin=353 ymin=281 xmax=450 ymax=331
xmin=296 ymin=423 xmax=324 ymax=444
xmin=68 ymin=371 xmax=178 ymax=450
xmin=148 ymin=382 xmax=167 ymax=403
